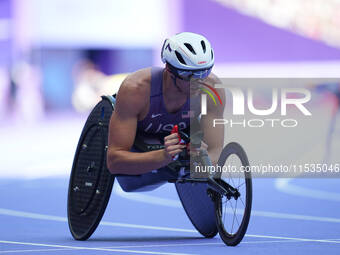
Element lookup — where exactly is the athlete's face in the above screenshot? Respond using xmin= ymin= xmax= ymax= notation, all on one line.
xmin=165 ymin=69 xmax=207 ymax=96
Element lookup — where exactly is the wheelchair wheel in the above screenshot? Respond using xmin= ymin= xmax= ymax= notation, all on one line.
xmin=213 ymin=142 xmax=252 ymax=246
xmin=67 ymin=96 xmax=115 ymax=240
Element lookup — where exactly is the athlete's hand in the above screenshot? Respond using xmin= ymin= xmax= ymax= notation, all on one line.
xmin=163 ymin=133 xmax=186 ymax=162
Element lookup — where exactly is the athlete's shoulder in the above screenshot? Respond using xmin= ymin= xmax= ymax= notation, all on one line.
xmin=115 ymin=68 xmax=152 ymax=114
xmin=121 ymin=68 xmax=152 ymax=93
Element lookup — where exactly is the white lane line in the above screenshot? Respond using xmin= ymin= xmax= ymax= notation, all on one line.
xmin=100 ymin=221 xmax=195 ymax=233
xmin=0 ymin=240 xmax=323 ymax=254
xmin=101 ymin=243 xmax=221 ymax=249
xmin=2 ymin=205 xmax=340 ymax=236
xmin=114 ymin=183 xmax=340 ymax=224
xmin=0 ymin=204 xmax=340 ymax=230
xmin=0 ymin=208 xmax=66 ymax=222
xmin=250 ymin=209 xmax=340 ymax=223
xmin=0 ymin=241 xmax=299 ymax=254
xmin=222 ymin=207 xmax=340 ymax=224
xmin=1 ymin=208 xmax=340 ymax=246
xmin=242 ymin=240 xmax=303 ymax=244
xmin=0 ymin=208 xmax=195 ymax=233
xmin=101 ymin=240 xmax=299 ymax=249
xmin=1 ymin=236 xmax=338 ymax=255
xmin=275 ymin=178 xmax=340 ymax=202
xmin=246 ymin=234 xmax=340 ymax=244
xmin=0 ymin=241 xmax=194 ymax=255
xmin=0 ymin=248 xmax=70 ymax=254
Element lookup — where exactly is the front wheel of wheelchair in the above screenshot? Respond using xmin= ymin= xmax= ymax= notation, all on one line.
xmin=213 ymin=142 xmax=252 ymax=246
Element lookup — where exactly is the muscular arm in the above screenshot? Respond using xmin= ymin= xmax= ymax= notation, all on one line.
xmin=200 ymin=76 xmax=226 ymax=166
xmin=106 ymin=72 xmax=173 ymax=175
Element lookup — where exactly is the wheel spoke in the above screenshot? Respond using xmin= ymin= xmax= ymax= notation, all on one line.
xmin=237 ymin=182 xmax=245 ymax=189
xmin=234 ymin=198 xmax=239 ymax=229
xmin=228 ymin=199 xmax=240 ymax=233
xmin=239 ymin=196 xmax=246 ymax=207
xmin=229 ymin=167 xmax=236 ymax=187
xmin=227 ymin=171 xmax=236 ymax=187
xmin=231 ymin=201 xmax=236 ymax=233
xmin=222 ymin=198 xmax=227 ymax=226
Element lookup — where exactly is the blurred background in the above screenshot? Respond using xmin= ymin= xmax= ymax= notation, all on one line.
xmin=1 ymin=2 xmax=340 ymax=252
xmin=0 ymin=0 xmax=340 ymax=178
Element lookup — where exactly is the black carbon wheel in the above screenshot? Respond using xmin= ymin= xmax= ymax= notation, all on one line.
xmin=214 ymin=142 xmax=252 ymax=246
xmin=67 ymin=96 xmax=115 ymax=240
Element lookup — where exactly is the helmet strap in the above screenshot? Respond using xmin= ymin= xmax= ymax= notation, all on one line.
xmin=166 ymin=63 xmax=184 ymax=80
xmin=165 ymin=63 xmax=184 ymax=92
xmin=170 ymin=71 xmax=183 ymax=92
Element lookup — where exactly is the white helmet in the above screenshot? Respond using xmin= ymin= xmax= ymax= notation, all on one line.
xmin=161 ymin=32 xmax=214 ymax=71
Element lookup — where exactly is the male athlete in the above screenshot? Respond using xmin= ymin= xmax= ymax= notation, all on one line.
xmin=107 ymin=32 xmax=225 ymax=176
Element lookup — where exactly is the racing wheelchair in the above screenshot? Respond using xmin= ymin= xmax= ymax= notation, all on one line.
xmin=67 ymin=95 xmax=252 ymax=246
